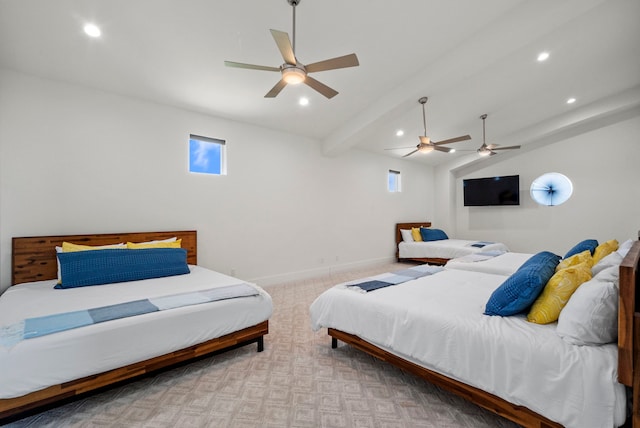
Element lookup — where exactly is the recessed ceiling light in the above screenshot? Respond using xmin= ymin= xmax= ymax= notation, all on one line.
xmin=395 ymin=130 xmax=404 ymax=137
xmin=299 ymin=97 xmax=309 ymax=106
xmin=566 ymin=97 xmax=576 ymax=104
xmin=84 ymin=23 xmax=101 ymax=38
xmin=537 ymin=51 xmax=550 ymax=62
xmin=449 ymin=149 xmax=456 ymax=154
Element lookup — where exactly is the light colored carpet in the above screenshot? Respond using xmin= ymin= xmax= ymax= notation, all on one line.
xmin=6 ymin=262 xmax=520 ymax=428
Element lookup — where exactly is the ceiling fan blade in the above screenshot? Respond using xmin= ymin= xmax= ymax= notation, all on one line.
xmin=402 ymin=149 xmax=419 ymax=158
xmin=385 ymin=146 xmax=416 ymax=150
xmin=264 ymin=79 xmax=288 ymax=98
xmin=224 ymin=61 xmax=280 ymax=72
xmin=305 ymin=53 xmax=360 ymax=73
xmin=304 ymin=76 xmax=339 ymax=99
xmin=491 ymin=145 xmax=521 ymax=151
xmin=270 ymin=30 xmax=296 ymax=65
xmin=433 ymin=145 xmax=453 ymax=153
xmin=432 ymin=135 xmax=471 ymax=145
xmin=486 ymin=144 xmax=498 ymax=149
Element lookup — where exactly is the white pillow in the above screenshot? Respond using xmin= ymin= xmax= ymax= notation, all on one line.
xmin=591 ymin=251 xmax=623 ymax=276
xmin=557 ymin=278 xmax=618 ymax=346
xmin=593 ymin=264 xmax=619 ymax=283
xmin=400 ymin=229 xmax=414 ymax=242
xmin=617 ymin=239 xmax=633 ymax=257
xmin=135 ymin=237 xmax=177 ymax=245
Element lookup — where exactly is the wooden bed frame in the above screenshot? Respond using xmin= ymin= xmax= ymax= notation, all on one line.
xmin=395 ymin=222 xmax=449 ymax=265
xmin=1 ymin=230 xmax=269 ymax=422
xmin=332 ymin=239 xmax=640 ymax=428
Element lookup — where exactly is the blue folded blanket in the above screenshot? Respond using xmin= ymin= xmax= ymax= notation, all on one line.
xmin=348 ymin=265 xmax=443 ymax=292
xmin=471 ymin=241 xmax=494 ymax=248
xmin=0 ymin=283 xmax=259 ymax=348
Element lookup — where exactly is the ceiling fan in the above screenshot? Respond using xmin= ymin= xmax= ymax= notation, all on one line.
xmin=388 ymin=97 xmax=471 ymax=157
xmin=224 ymin=0 xmax=359 ymax=99
xmin=476 ymin=114 xmax=521 ymax=156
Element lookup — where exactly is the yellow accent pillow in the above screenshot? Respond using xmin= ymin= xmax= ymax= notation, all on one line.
xmin=527 ymin=262 xmax=592 ymax=324
xmin=411 ymin=228 xmax=423 ymax=242
xmin=592 ymin=239 xmax=619 ymax=265
xmin=126 ymin=239 xmax=182 ymax=249
xmin=61 ymin=242 xmax=125 ymax=252
xmin=556 ymin=249 xmax=593 ymax=272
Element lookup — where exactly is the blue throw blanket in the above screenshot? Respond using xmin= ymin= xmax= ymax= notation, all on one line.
xmin=347 ymin=265 xmax=444 ymax=292
xmin=0 ymin=283 xmax=259 ymax=348
xmin=470 ymin=241 xmax=495 ymax=248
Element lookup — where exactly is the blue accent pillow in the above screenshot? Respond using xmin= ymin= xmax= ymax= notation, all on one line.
xmin=420 ymin=227 xmax=449 ymax=242
xmin=518 ymin=251 xmax=561 ymax=271
xmin=564 ymin=239 xmax=599 ymax=259
xmin=56 ymin=248 xmax=190 ymax=289
xmin=484 ymin=251 xmax=560 ymax=316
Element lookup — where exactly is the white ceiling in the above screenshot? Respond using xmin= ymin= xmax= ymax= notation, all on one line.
xmin=1 ymin=0 xmax=639 ymax=166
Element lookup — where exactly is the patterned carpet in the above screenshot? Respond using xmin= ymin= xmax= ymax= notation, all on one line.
xmin=6 ymin=263 xmax=520 ymax=428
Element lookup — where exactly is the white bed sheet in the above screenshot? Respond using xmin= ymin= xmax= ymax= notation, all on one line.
xmin=445 ymin=252 xmax=532 ymax=276
xmin=0 ymin=265 xmax=273 ymax=399
xmin=310 ymin=269 xmax=625 ymax=428
xmin=398 ymin=239 xmax=509 ymax=260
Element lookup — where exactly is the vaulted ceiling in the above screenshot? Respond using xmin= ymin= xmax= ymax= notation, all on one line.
xmin=1 ymin=0 xmax=639 ymax=166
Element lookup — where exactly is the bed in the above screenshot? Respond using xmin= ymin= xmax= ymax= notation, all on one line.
xmin=0 ymin=230 xmax=272 ymax=422
xmin=445 ymin=251 xmax=532 ymax=276
xmin=311 ymin=240 xmax=640 ymax=428
xmin=396 ymin=222 xmax=509 ymax=264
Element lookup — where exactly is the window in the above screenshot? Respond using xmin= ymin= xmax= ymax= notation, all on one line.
xmin=189 ymin=134 xmax=226 ymax=175
xmin=388 ymin=170 xmax=401 ymax=192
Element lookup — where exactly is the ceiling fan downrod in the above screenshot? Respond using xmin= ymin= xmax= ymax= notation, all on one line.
xmin=419 ymin=97 xmax=428 ymax=136
xmin=288 ymin=0 xmax=300 ymax=55
xmin=480 ymin=113 xmax=487 ymax=144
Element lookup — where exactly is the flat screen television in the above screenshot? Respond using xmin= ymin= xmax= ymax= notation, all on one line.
xmin=463 ymin=175 xmax=520 ymax=206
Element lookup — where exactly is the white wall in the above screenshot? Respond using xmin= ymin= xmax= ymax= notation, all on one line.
xmin=435 ymin=113 xmax=640 ymax=255
xmin=0 ymin=70 xmax=434 ymax=293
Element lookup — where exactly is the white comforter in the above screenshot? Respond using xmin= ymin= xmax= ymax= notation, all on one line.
xmin=310 ymin=268 xmax=625 ymax=428
xmin=399 ymin=239 xmax=509 ymax=259
xmin=0 ymin=265 xmax=273 ymax=399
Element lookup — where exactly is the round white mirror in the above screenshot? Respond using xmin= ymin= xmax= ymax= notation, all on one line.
xmin=530 ymin=172 xmax=573 ymax=206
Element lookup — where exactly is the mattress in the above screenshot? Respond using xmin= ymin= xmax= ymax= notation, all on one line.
xmin=445 ymin=252 xmax=532 ymax=276
xmin=398 ymin=239 xmax=509 ymax=260
xmin=0 ymin=265 xmax=273 ymax=399
xmin=310 ymin=268 xmax=625 ymax=428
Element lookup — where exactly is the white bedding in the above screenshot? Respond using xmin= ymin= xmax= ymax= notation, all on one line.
xmin=445 ymin=251 xmax=532 ymax=276
xmin=310 ymin=268 xmax=626 ymax=428
xmin=398 ymin=239 xmax=509 ymax=260
xmin=0 ymin=265 xmax=273 ymax=399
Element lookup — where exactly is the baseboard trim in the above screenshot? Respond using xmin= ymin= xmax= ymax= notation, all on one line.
xmin=251 ymin=256 xmax=396 ymax=288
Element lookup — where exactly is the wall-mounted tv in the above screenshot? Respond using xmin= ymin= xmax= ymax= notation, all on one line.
xmin=463 ymin=175 xmax=520 ymax=206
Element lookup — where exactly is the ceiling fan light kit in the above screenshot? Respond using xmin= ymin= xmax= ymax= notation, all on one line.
xmin=282 ymin=65 xmax=306 ymax=84
xmin=224 ymin=0 xmax=359 ymax=99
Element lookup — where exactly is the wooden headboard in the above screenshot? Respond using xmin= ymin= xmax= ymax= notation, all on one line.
xmin=11 ymin=230 xmax=197 ymax=286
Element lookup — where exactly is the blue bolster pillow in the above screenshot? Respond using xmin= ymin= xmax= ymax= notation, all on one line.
xmin=56 ymin=248 xmax=190 ymax=289
xmin=563 ymin=239 xmax=599 ymax=259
